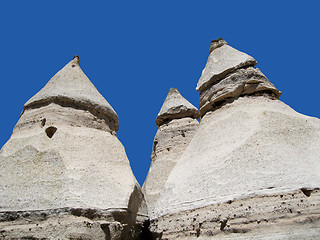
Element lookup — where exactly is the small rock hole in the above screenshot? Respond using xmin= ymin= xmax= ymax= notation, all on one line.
xmin=46 ymin=126 xmax=57 ymax=138
xmin=41 ymin=118 xmax=46 ymax=127
xmin=301 ymin=188 xmax=312 ymax=197
xmin=196 ymin=228 xmax=200 ymax=237
xmin=220 ymin=220 xmax=227 ymax=231
xmin=100 ymin=223 xmax=111 ymax=239
xmin=71 ymin=64 xmax=76 ymax=68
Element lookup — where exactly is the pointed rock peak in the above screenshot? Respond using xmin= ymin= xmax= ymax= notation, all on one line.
xmin=156 ymin=88 xmax=199 ymax=128
xmin=23 ymin=56 xmax=119 ymax=132
xmin=72 ymin=55 xmax=80 ymax=65
xmin=209 ymin=38 xmax=228 ymax=53
xmin=196 ymin=38 xmax=257 ymax=91
xmin=168 ymin=88 xmax=180 ymax=95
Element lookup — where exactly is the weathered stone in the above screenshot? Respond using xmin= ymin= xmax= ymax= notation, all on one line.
xmin=199 ymin=67 xmax=281 ymax=116
xmin=143 ymin=89 xmax=199 ymax=217
xmin=149 ymin=40 xmax=319 ymax=239
xmin=156 ymin=88 xmax=199 ymax=128
xmin=151 ymin=96 xmax=320 ymax=238
xmin=196 ymin=39 xmax=257 ymax=92
xmin=151 ymin=189 xmax=320 ymax=239
xmin=24 ymin=56 xmax=119 ymax=132
xmin=209 ymin=37 xmax=228 ymax=54
xmin=0 ymin=57 xmax=147 ymax=239
xmin=143 ymin=118 xmax=199 ymax=216
xmin=0 ymin=208 xmax=148 ymax=240
xmin=197 ymin=39 xmax=281 ymax=117
xmin=1 ymin=40 xmax=320 ymax=240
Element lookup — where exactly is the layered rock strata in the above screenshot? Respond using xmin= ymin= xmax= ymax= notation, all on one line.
xmin=143 ymin=88 xmax=199 ymax=216
xmin=151 ymin=40 xmax=320 ymax=239
xmin=197 ymin=38 xmax=281 ymax=117
xmin=0 ymin=56 xmax=147 ymax=240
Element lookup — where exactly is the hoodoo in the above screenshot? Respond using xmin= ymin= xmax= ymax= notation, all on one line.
xmin=197 ymin=38 xmax=281 ymax=117
xmin=0 ymin=56 xmax=147 ymax=239
xmin=1 ymin=40 xmax=319 ymax=240
xmin=151 ymin=39 xmax=320 ymax=239
xmin=143 ymin=88 xmax=199 ymax=216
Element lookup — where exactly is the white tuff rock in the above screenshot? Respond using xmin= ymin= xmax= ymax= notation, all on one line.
xmin=156 ymin=88 xmax=199 ymax=128
xmin=24 ymin=55 xmax=119 ymax=132
xmin=143 ymin=88 xmax=199 ymax=216
xmin=196 ymin=38 xmax=257 ymax=92
xmin=0 ymin=56 xmax=147 ymax=240
xmin=197 ymin=38 xmax=281 ymax=117
xmin=151 ymin=40 xmax=320 ymax=239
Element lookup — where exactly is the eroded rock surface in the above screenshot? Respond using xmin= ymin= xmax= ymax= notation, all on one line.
xmin=143 ymin=89 xmax=199 ymax=217
xmin=196 ymin=38 xmax=257 ymax=92
xmin=1 ymin=41 xmax=319 ymax=240
xmin=0 ymin=208 xmax=148 ymax=240
xmin=151 ymin=189 xmax=320 ymax=239
xmin=197 ymin=38 xmax=281 ymax=117
xmin=151 ymin=96 xmax=320 ymax=239
xmin=156 ymin=88 xmax=199 ymax=128
xmin=150 ymin=39 xmax=320 ymax=239
xmin=0 ymin=57 xmax=147 ymax=239
xmin=24 ymin=56 xmax=119 ymax=132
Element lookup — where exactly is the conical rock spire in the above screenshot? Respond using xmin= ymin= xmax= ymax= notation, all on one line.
xmin=150 ymin=40 xmax=320 ymax=239
xmin=0 ymin=57 xmax=146 ymax=239
xmin=143 ymin=88 xmax=199 ymax=216
xmin=196 ymin=38 xmax=257 ymax=92
xmin=197 ymin=38 xmax=281 ymax=117
xmin=156 ymin=88 xmax=199 ymax=127
xmin=24 ymin=56 xmax=119 ymax=132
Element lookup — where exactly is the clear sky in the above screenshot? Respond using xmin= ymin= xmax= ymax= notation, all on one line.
xmin=0 ymin=1 xmax=319 ymax=186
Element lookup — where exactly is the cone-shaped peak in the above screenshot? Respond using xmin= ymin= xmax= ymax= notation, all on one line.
xmin=156 ymin=88 xmax=199 ymax=128
xmin=24 ymin=56 xmax=119 ymax=131
xmin=196 ymin=38 xmax=257 ymax=91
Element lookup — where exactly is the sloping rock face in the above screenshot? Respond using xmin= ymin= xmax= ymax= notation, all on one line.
xmin=143 ymin=88 xmax=199 ymax=217
xmin=0 ymin=57 xmax=147 ymax=240
xmin=150 ymin=40 xmax=320 ymax=239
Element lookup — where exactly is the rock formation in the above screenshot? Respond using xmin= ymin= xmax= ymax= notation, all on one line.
xmin=0 ymin=56 xmax=147 ymax=240
xmin=1 ymin=40 xmax=320 ymax=240
xmin=197 ymin=38 xmax=281 ymax=117
xmin=150 ymin=39 xmax=320 ymax=239
xmin=142 ymin=88 xmax=199 ymax=216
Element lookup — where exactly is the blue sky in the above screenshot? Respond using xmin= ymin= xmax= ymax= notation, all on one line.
xmin=0 ymin=1 xmax=319 ymax=186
